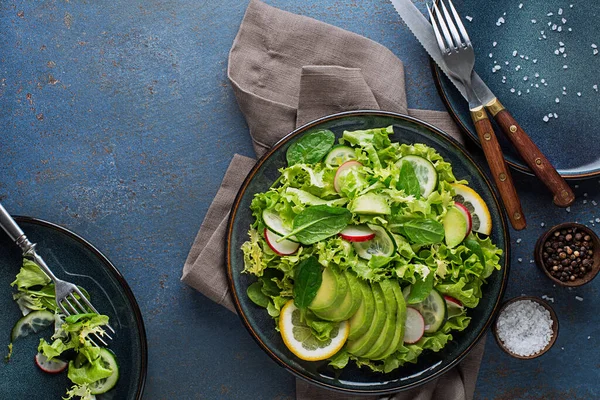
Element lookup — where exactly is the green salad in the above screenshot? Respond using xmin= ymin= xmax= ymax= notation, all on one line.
xmin=7 ymin=258 xmax=119 ymax=399
xmin=241 ymin=126 xmax=502 ymax=373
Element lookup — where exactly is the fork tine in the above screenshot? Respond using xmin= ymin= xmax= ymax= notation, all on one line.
xmin=432 ymin=2 xmax=455 ymax=50
xmin=440 ymin=0 xmax=463 ymax=47
xmin=73 ymin=286 xmax=116 ymax=334
xmin=427 ymin=4 xmax=447 ymax=53
xmin=68 ymin=293 xmax=113 ymax=341
xmin=447 ymin=0 xmax=471 ymax=45
xmin=62 ymin=296 xmax=79 ymax=315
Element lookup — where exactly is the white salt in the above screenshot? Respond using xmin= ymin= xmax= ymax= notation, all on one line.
xmin=496 ymin=300 xmax=554 ymax=357
xmin=576 ymin=296 xmax=584 ymax=301
xmin=465 ymin=15 xmax=473 ymax=22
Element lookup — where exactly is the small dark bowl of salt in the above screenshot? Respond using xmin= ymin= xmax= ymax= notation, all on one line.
xmin=492 ymin=296 xmax=558 ymax=360
xmin=534 ymin=222 xmax=600 ymax=287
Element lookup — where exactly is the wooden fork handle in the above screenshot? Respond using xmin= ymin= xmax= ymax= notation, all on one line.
xmin=470 ymin=107 xmax=526 ymax=230
xmin=485 ymin=98 xmax=575 ymax=207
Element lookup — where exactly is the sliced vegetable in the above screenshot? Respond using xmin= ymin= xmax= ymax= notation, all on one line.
xmin=353 ymin=225 xmax=396 ymax=260
xmin=404 ymin=307 xmax=425 ymax=344
xmin=403 ymin=287 xmax=447 ymax=333
xmin=11 ymin=310 xmax=55 ymax=341
xmin=264 ymin=228 xmax=300 ymax=256
xmin=443 ymin=205 xmax=470 ymax=248
xmin=454 ymin=202 xmax=473 ymax=235
xmin=444 ymin=295 xmax=464 ymax=318
xmin=89 ymin=349 xmax=120 ymax=395
xmin=35 ymin=352 xmax=68 ymax=374
xmin=349 ymin=192 xmax=391 ymax=215
xmin=339 ymin=225 xmax=376 ymax=242
xmin=334 ymin=160 xmax=362 ymax=193
xmin=450 ymin=183 xmax=492 ymax=235
xmin=397 ymin=155 xmax=438 ymax=198
xmin=262 ymin=209 xmax=297 ymax=241
xmin=324 ymin=145 xmax=356 ymax=166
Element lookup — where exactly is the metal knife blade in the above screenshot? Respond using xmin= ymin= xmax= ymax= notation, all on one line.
xmin=390 ymin=0 xmax=496 ymax=105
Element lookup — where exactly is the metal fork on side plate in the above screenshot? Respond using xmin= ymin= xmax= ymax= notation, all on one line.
xmin=0 ymin=202 xmax=115 ymax=346
xmin=427 ymin=0 xmax=526 ymax=230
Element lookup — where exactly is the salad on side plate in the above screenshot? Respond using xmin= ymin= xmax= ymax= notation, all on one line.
xmin=241 ymin=126 xmax=502 ymax=373
xmin=7 ymin=258 xmax=119 ymax=399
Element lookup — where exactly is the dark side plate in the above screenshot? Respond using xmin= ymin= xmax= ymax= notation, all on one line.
xmin=226 ymin=111 xmax=510 ymax=394
xmin=0 ymin=217 xmax=147 ymax=399
xmin=433 ymin=0 xmax=600 ymax=178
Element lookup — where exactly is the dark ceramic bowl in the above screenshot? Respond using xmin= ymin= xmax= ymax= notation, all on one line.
xmin=534 ymin=222 xmax=600 ymax=287
xmin=492 ymin=296 xmax=559 ymax=360
xmin=226 ymin=111 xmax=510 ymax=395
xmin=0 ymin=217 xmax=147 ymax=399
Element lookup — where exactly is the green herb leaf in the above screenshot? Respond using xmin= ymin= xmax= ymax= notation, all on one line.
xmin=286 ymin=129 xmax=336 ymax=166
xmin=403 ymin=219 xmax=445 ymax=245
xmin=396 ymin=161 xmax=421 ymax=198
xmin=280 ymin=205 xmax=352 ymax=245
xmin=247 ymin=282 xmax=270 ymax=308
xmin=259 ymin=269 xmax=283 ymax=297
xmin=293 ymin=257 xmax=323 ymax=309
xmin=465 ymin=236 xmax=486 ymax=265
xmin=406 ymin=272 xmax=434 ymax=304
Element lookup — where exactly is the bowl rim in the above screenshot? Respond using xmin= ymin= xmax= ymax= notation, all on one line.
xmin=225 ymin=110 xmax=511 ymax=394
xmin=492 ymin=296 xmax=559 ymax=360
xmin=13 ymin=215 xmax=148 ymax=399
xmin=534 ymin=222 xmax=600 ymax=287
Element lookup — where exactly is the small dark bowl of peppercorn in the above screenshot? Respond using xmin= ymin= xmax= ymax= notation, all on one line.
xmin=535 ymin=222 xmax=600 ymax=287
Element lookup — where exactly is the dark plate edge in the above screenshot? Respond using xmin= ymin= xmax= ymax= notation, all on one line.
xmin=225 ymin=110 xmax=511 ymax=395
xmin=430 ymin=60 xmax=600 ymax=180
xmin=13 ymin=216 xmax=148 ymax=400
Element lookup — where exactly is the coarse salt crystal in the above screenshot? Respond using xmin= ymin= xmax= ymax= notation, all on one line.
xmin=593 ymin=200 xmax=598 ymax=206
xmin=578 ymin=92 xmax=582 ymax=96
xmin=531 ymin=19 xmax=537 ymax=23
xmin=576 ymin=296 xmax=584 ymax=301
xmin=516 ymin=238 xmax=522 ymax=243
xmin=466 ymin=15 xmax=473 ymax=22
xmin=563 ymin=65 xmax=568 ymax=69
xmin=512 ymin=50 xmax=518 ymax=56
xmin=559 ymin=47 xmax=565 ymax=53
xmin=496 ymin=17 xmax=505 ymax=26
xmin=558 ymin=26 xmax=562 ymax=32
xmin=558 ymin=8 xmax=563 ymax=15
xmin=496 ymin=300 xmax=554 ymax=357
xmin=541 ymin=295 xmax=555 ymax=303
xmin=547 ymin=12 xmax=554 ymax=16
xmin=583 ymin=200 xmax=588 ymax=204
xmin=523 ymin=76 xmax=528 ymax=81
xmin=592 ymin=44 xmax=598 ymax=49
xmin=553 ymin=113 xmax=558 ymax=118
xmin=518 ymin=258 xmax=523 ymax=262
xmin=555 ymin=98 xmax=560 ymax=103
xmin=541 ymin=222 xmax=546 ymax=227
xmin=519 ymin=3 xmax=523 ymax=8
xmin=594 ymin=85 xmax=599 ymax=92
xmin=493 ymin=41 xmax=497 ymax=47
xmin=510 ymin=88 xmax=516 ymax=93
xmin=566 ymin=206 xmax=571 ymax=212
xmin=594 ymin=49 xmax=599 ymax=55
xmin=533 ymin=59 xmax=538 ymax=63
xmin=562 ymin=18 xmax=567 ymax=24
xmin=543 ymin=115 xmax=549 ymax=122
xmin=554 ymin=49 xmax=560 ymax=55
xmin=568 ymin=28 xmax=572 ymax=32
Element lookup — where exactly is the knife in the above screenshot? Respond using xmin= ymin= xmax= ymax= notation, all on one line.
xmin=390 ymin=0 xmax=575 ymax=208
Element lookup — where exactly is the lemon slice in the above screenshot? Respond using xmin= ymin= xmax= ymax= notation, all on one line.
xmin=279 ymin=300 xmax=349 ymax=361
xmin=451 ymin=183 xmax=492 ymax=235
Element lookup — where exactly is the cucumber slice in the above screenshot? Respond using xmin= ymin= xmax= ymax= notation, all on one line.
xmin=353 ymin=224 xmax=396 ymax=260
xmin=397 ymin=155 xmax=438 ymax=198
xmin=89 ymin=348 xmax=120 ymax=395
xmin=324 ymin=145 xmax=356 ymax=166
xmin=11 ymin=310 xmax=55 ymax=341
xmin=261 ymin=209 xmax=298 ymax=242
xmin=350 ymin=192 xmax=391 ymax=215
xmin=402 ymin=286 xmax=446 ymax=333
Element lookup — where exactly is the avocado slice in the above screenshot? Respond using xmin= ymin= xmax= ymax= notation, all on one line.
xmin=361 ymin=279 xmax=398 ymax=359
xmin=309 ymin=266 xmax=348 ymax=313
xmin=346 ymin=282 xmax=386 ymax=357
xmin=372 ymin=279 xmax=407 ymax=360
xmin=348 ymin=278 xmax=375 ymax=340
xmin=312 ymin=270 xmax=362 ymax=322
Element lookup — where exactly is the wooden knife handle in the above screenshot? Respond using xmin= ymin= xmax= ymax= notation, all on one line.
xmin=470 ymin=107 xmax=526 ymax=230
xmin=486 ymin=98 xmax=575 ymax=207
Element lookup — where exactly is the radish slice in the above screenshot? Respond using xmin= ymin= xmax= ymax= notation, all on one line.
xmin=444 ymin=295 xmax=463 ymax=309
xmin=454 ymin=203 xmax=472 ymax=235
xmin=35 ymin=353 xmax=67 ymax=374
xmin=334 ymin=160 xmax=362 ymax=193
xmin=264 ymin=228 xmax=300 ymax=256
xmin=404 ymin=307 xmax=425 ymax=344
xmin=339 ymin=225 xmax=376 ymax=242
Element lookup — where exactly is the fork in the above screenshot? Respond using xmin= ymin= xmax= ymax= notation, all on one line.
xmin=428 ymin=0 xmax=526 ymax=230
xmin=0 ymin=202 xmax=115 ymax=346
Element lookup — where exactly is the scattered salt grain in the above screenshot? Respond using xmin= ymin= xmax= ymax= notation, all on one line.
xmin=465 ymin=15 xmax=473 ymax=22
xmin=595 ymin=49 xmax=599 ymax=56
xmin=547 ymin=12 xmax=554 ymax=16
xmin=553 ymin=113 xmax=558 ymax=118
xmin=493 ymin=41 xmax=497 ymax=47
xmin=568 ymin=28 xmax=572 ymax=32
xmin=558 ymin=8 xmax=563 ymax=15
xmin=592 ymin=44 xmax=598 ymax=49
xmin=496 ymin=17 xmax=505 ymax=26
xmin=533 ymin=59 xmax=538 ymax=63
xmin=554 ymin=49 xmax=560 ymax=55
xmin=552 ymin=24 xmax=557 ymax=31
xmin=555 ymin=98 xmax=560 ymax=103
xmin=576 ymin=296 xmax=584 ymax=301
xmin=519 ymin=3 xmax=523 ymax=9
xmin=510 ymin=88 xmax=516 ymax=93
xmin=577 ymin=92 xmax=582 ymax=96
xmin=516 ymin=238 xmax=522 ymax=244
xmin=563 ymin=65 xmax=568 ymax=69
xmin=523 ymin=76 xmax=528 ymax=81
xmin=559 ymin=47 xmax=565 ymax=54
xmin=489 ymin=53 xmax=493 ymax=58
xmin=566 ymin=207 xmax=571 ymax=212
xmin=593 ymin=200 xmax=598 ymax=206
xmin=541 ymin=222 xmax=546 ymax=227
xmin=518 ymin=258 xmax=523 ymax=263
xmin=543 ymin=115 xmax=549 ymax=122
xmin=513 ymin=50 xmax=518 ymax=57
xmin=594 ymin=85 xmax=599 ymax=92
xmin=496 ymin=300 xmax=554 ymax=357
xmin=595 ymin=217 xmax=600 ymax=223
xmin=584 ymin=193 xmax=588 ymax=197
xmin=541 ymin=295 xmax=555 ymax=303
xmin=583 ymin=200 xmax=588 ymax=204
xmin=562 ymin=18 xmax=567 ymax=24
xmin=588 ymin=336 xmax=591 ymax=340
xmin=531 ymin=19 xmax=537 ymax=24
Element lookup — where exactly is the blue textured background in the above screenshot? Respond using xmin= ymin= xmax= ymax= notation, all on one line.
xmin=1 ymin=1 xmax=599 ymax=399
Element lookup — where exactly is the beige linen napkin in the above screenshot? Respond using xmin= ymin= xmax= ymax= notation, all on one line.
xmin=182 ymin=1 xmax=485 ymax=399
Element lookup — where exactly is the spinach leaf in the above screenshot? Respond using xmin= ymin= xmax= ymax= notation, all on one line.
xmin=286 ymin=129 xmax=335 ymax=166
xmin=280 ymin=205 xmax=352 ymax=245
xmin=403 ymin=219 xmax=445 ymax=245
xmin=247 ymin=281 xmax=270 ymax=308
xmin=396 ymin=160 xmax=421 ymax=198
xmin=293 ymin=256 xmax=323 ymax=308
xmin=406 ymin=272 xmax=434 ymax=304
xmin=465 ymin=236 xmax=486 ymax=265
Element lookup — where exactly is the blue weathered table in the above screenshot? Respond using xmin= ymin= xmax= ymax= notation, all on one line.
xmin=1 ymin=1 xmax=599 ymax=399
